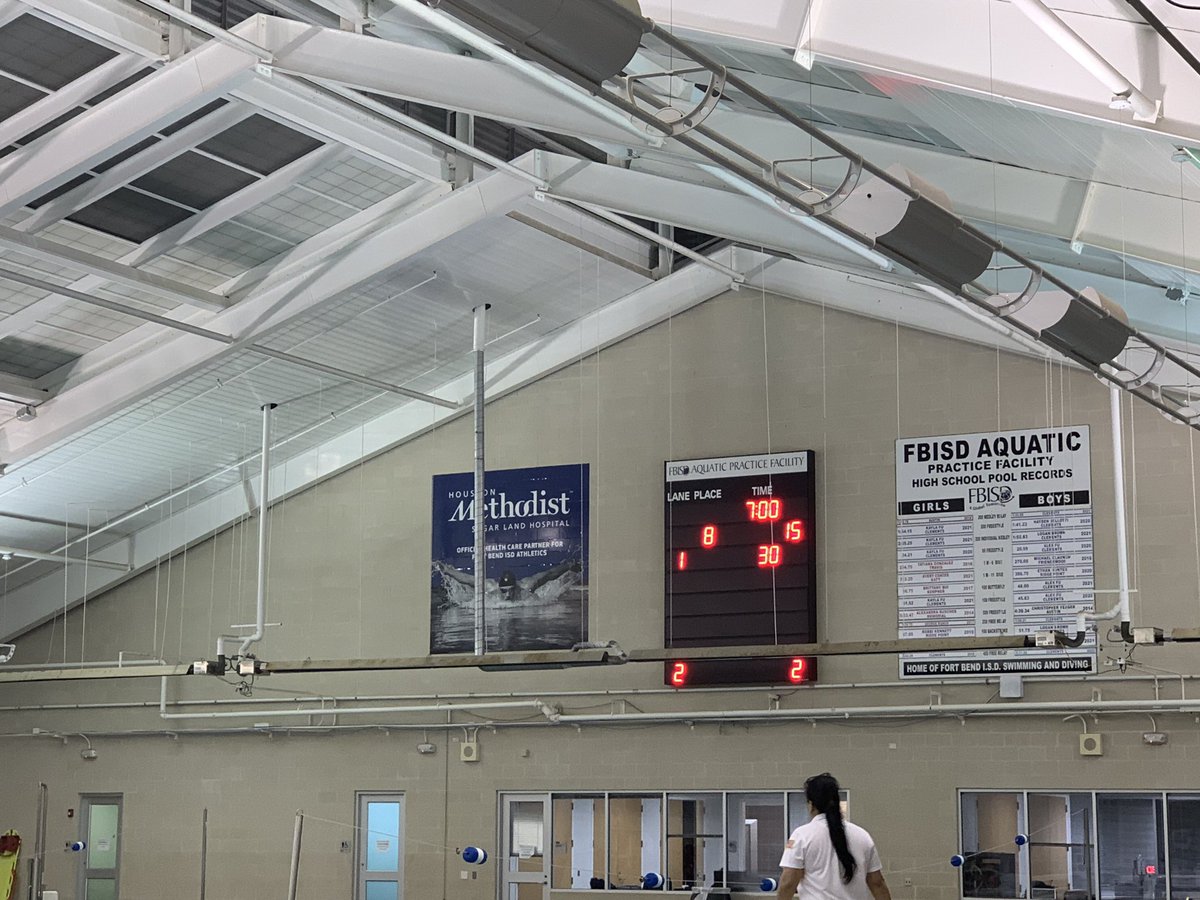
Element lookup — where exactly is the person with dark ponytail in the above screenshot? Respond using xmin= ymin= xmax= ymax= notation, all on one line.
xmin=775 ymin=773 xmax=892 ymax=900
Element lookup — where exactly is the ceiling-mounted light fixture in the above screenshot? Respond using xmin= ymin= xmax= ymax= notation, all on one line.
xmin=14 ymin=405 xmax=35 ymax=421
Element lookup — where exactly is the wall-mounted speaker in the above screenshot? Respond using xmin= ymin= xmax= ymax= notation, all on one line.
xmin=460 ymin=741 xmax=480 ymax=762
xmin=1079 ymin=733 xmax=1104 ymax=756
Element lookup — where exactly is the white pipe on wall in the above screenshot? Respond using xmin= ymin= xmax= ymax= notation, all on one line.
xmin=158 ymin=681 xmax=553 ymax=721
xmin=238 ymin=403 xmax=276 ymax=658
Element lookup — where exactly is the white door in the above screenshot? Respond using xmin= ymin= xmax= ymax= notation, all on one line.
xmin=78 ymin=795 xmax=121 ymax=900
xmin=500 ymin=794 xmax=551 ymax=900
xmin=356 ymin=793 xmax=405 ymax=900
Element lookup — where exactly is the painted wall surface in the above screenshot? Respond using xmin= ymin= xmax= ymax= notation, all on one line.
xmin=3 ymin=292 xmax=1200 ymax=900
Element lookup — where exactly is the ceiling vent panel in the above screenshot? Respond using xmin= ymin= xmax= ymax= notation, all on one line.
xmin=0 ymin=15 xmax=117 ymax=90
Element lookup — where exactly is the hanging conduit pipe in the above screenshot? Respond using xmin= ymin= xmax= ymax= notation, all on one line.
xmin=1009 ymin=0 xmax=1160 ymax=122
xmin=473 ymin=305 xmax=489 ymax=656
xmin=287 ymin=810 xmax=303 ymax=900
xmin=237 ymin=403 xmax=276 ymax=659
xmin=1062 ymin=385 xmax=1133 ymax=646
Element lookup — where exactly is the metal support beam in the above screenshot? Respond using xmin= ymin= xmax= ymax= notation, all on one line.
xmin=232 ymin=76 xmax=445 ymax=183
xmin=0 ymin=171 xmax=530 ymax=465
xmin=0 ymin=55 xmax=147 ymax=149
xmin=0 ymin=39 xmax=259 ymax=216
xmin=0 ymin=143 xmax=340 ymax=345
xmin=16 ymin=102 xmax=251 ymax=233
xmin=0 ymin=545 xmax=130 ymax=572
xmin=17 ymin=0 xmax=166 ymax=56
xmin=0 ymin=266 xmax=460 ymax=408
xmin=255 ymin=16 xmax=647 ymax=146
xmin=0 ymin=0 xmax=27 ymax=28
xmin=0 ymin=225 xmax=229 ymax=311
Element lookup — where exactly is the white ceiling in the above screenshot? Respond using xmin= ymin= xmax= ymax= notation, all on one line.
xmin=3 ymin=0 xmax=1200 ymax=642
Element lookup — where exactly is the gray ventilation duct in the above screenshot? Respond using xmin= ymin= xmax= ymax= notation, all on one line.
xmin=986 ymin=287 xmax=1130 ymax=367
xmin=828 ymin=166 xmax=993 ymax=290
xmin=426 ymin=0 xmax=648 ymax=85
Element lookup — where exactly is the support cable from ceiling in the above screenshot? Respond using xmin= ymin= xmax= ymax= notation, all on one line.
xmin=1122 ymin=0 xmax=1200 ymax=81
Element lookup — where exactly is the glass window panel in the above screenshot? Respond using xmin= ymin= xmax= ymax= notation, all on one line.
xmin=667 ymin=793 xmax=723 ymax=890
xmin=727 ymin=793 xmax=786 ymax=892
xmin=1169 ymin=795 xmax=1200 ymax=900
xmin=365 ymin=802 xmax=400 ymax=872
xmin=609 ymin=796 xmax=660 ymax=889
xmin=509 ymin=801 xmax=544 ymax=858
xmin=1027 ymin=793 xmax=1093 ymax=900
xmin=87 ymin=804 xmax=119 ymax=870
xmin=364 ymin=881 xmax=398 ymax=900
xmin=85 ymin=878 xmax=117 ymax=900
xmin=960 ymin=792 xmax=1023 ymax=898
xmin=787 ymin=789 xmax=849 ymax=832
xmin=551 ymin=795 xmax=605 ymax=889
xmin=1097 ymin=794 xmax=1164 ymax=900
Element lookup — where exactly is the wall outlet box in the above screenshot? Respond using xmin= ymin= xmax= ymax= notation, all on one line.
xmin=1143 ymin=732 xmax=1169 ymax=745
xmin=460 ymin=741 xmax=479 ymax=762
xmin=417 ymin=742 xmax=436 ymax=755
xmin=1079 ymin=733 xmax=1104 ymax=756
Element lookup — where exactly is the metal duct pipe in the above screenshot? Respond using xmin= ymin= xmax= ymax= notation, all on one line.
xmin=985 ymin=287 xmax=1131 ymax=367
xmin=828 ymin=166 xmax=993 ymax=290
xmin=424 ymin=0 xmax=648 ymax=86
xmin=473 ymin=304 xmax=489 ymax=656
xmin=1011 ymin=0 xmax=1160 ymax=122
xmin=238 ymin=403 xmax=276 ymax=658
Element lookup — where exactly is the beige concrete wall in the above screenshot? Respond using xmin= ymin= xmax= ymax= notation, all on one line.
xmin=4 ymin=291 xmax=1200 ymax=900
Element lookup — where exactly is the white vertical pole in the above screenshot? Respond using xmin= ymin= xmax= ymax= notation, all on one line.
xmin=473 ymin=304 xmax=490 ymax=656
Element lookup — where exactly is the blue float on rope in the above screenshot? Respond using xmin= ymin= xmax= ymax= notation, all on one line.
xmin=643 ymin=872 xmax=664 ymax=889
xmin=1015 ymin=834 xmax=1029 ymax=846
xmin=760 ymin=877 xmax=779 ymax=891
xmin=461 ymin=846 xmax=488 ymax=865
xmin=68 ymin=841 xmax=86 ymax=852
xmin=950 ymin=854 xmax=965 ymax=867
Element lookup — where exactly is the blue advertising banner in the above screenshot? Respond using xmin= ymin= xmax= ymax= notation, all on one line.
xmin=430 ymin=463 xmax=589 ymax=654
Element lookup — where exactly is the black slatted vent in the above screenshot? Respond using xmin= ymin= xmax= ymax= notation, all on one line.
xmin=190 ymin=0 xmax=280 ymax=27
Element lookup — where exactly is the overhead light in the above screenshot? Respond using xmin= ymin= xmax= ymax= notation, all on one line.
xmin=1108 ymin=92 xmax=1133 ymax=111
xmin=14 ymin=405 xmax=35 ymax=421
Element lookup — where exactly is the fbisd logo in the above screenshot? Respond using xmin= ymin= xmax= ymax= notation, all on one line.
xmin=667 ymin=464 xmax=690 ymax=477
xmin=968 ymin=486 xmax=1013 ymax=505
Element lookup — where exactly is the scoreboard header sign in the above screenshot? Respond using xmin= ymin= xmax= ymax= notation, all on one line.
xmin=896 ymin=426 xmax=1096 ymax=678
xmin=664 ymin=450 xmax=817 ymax=687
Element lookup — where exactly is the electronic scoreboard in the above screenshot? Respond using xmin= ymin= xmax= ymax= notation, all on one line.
xmin=664 ymin=450 xmax=817 ymax=686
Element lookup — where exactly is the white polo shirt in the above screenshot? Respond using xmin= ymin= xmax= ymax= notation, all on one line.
xmin=778 ymin=813 xmax=882 ymax=900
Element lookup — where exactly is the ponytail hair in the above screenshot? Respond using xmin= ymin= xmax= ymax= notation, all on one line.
xmin=805 ymin=772 xmax=856 ymax=884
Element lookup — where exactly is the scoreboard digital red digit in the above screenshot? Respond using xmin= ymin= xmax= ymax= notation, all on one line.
xmin=664 ymin=450 xmax=818 ymax=687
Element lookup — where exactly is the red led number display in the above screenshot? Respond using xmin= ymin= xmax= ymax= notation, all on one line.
xmin=666 ymin=657 xmax=814 ymax=687
xmin=664 ymin=450 xmax=817 ymax=687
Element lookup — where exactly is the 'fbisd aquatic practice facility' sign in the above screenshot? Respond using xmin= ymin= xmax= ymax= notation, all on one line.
xmin=430 ymin=463 xmax=589 ymax=654
xmin=895 ymin=426 xmax=1097 ymax=678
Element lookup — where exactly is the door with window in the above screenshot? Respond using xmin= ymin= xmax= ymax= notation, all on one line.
xmin=78 ymin=795 xmax=122 ymax=900
xmin=501 ymin=794 xmax=550 ymax=900
xmin=356 ymin=793 xmax=405 ymax=900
